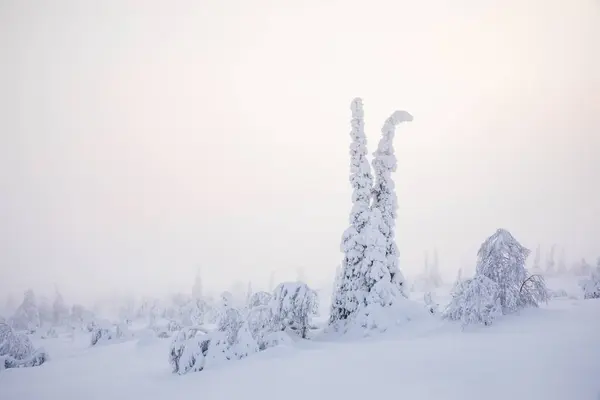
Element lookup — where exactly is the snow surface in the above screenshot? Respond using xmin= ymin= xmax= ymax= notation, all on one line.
xmin=1 ymin=292 xmax=599 ymax=400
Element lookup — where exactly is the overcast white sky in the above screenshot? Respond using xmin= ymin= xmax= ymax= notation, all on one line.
xmin=1 ymin=0 xmax=599 ymax=303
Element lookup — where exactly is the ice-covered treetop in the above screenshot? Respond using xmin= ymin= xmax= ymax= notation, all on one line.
xmin=477 ymin=228 xmax=530 ymax=261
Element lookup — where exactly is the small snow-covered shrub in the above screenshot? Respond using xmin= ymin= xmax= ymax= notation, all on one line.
xmin=443 ymin=275 xmax=502 ymax=327
xmin=247 ymin=305 xmax=275 ymax=350
xmin=261 ymin=331 xmax=293 ymax=348
xmin=0 ymin=323 xmax=48 ymax=369
xmin=169 ymin=309 xmax=259 ymax=375
xmin=423 ymin=292 xmax=438 ymax=314
xmin=115 ymin=323 xmax=132 ymax=340
xmin=548 ymin=288 xmax=569 ymax=299
xmin=580 ymin=264 xmax=600 ymax=299
xmin=167 ymin=319 xmax=182 ymax=332
xmin=169 ymin=328 xmax=211 ymax=374
xmin=232 ymin=322 xmax=258 ymax=359
xmin=90 ymin=327 xmax=113 ymax=346
xmin=272 ymin=282 xmax=318 ymax=339
xmin=42 ymin=327 xmax=58 ymax=339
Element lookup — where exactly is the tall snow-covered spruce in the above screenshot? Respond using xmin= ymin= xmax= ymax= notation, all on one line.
xmin=330 ymin=98 xmax=373 ymax=324
xmin=371 ymin=110 xmax=413 ymax=297
xmin=330 ymin=98 xmax=414 ymax=331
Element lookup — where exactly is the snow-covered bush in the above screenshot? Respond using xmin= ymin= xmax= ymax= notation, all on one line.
xmin=247 ymin=305 xmax=275 ymax=350
xmin=272 ymin=282 xmax=318 ymax=338
xmin=10 ymin=290 xmax=40 ymax=332
xmin=169 ymin=328 xmax=212 ymax=374
xmin=476 ymin=229 xmax=548 ymax=313
xmin=0 ymin=322 xmax=48 ymax=369
xmin=169 ymin=308 xmax=259 ymax=375
xmin=248 ymin=291 xmax=272 ymax=308
xmin=548 ymin=288 xmax=569 ymax=299
xmin=90 ymin=327 xmax=113 ymax=346
xmin=580 ymin=262 xmax=600 ymax=299
xmin=423 ymin=292 xmax=439 ymax=314
xmin=443 ymin=275 xmax=502 ymax=327
xmin=42 ymin=327 xmax=58 ymax=339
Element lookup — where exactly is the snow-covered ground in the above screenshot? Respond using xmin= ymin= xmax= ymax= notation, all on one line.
xmin=2 ymin=281 xmax=599 ymax=400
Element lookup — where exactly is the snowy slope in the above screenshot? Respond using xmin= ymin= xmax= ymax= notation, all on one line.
xmin=1 ymin=299 xmax=599 ymax=400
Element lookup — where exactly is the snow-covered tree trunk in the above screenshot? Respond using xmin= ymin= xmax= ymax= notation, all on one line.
xmin=371 ymin=110 xmax=413 ymax=297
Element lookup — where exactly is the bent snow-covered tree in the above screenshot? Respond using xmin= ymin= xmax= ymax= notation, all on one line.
xmin=330 ymin=98 xmax=413 ymax=330
xmin=371 ymin=110 xmax=413 ymax=298
xmin=445 ymin=229 xmax=548 ymax=327
xmin=476 ymin=229 xmax=548 ymax=313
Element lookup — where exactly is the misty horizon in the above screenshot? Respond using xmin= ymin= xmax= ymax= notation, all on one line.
xmin=1 ymin=0 xmax=599 ymax=305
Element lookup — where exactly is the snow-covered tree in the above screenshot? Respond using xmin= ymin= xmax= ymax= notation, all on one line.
xmin=296 ymin=267 xmax=306 ymax=282
xmin=220 ymin=291 xmax=233 ymax=309
xmin=71 ymin=304 xmax=94 ymax=327
xmin=414 ymin=250 xmax=443 ymax=291
xmin=10 ymin=290 xmax=40 ymax=332
xmin=475 ymin=229 xmax=547 ymax=313
xmin=545 ymin=245 xmax=556 ymax=275
xmin=0 ymin=322 xmax=48 ymax=369
xmin=248 ymin=291 xmax=272 ymax=309
xmin=273 ymin=282 xmax=318 ymax=338
xmin=371 ymin=109 xmax=413 ymax=297
xmin=247 ymin=302 xmax=274 ymax=346
xmin=38 ymin=296 xmax=53 ymax=327
xmin=192 ymin=268 xmax=203 ymax=300
xmin=52 ymin=288 xmax=69 ymax=326
xmin=430 ymin=249 xmax=443 ymax=287
xmin=245 ymin=282 xmax=253 ymax=308
xmin=268 ymin=271 xmax=276 ymax=292
xmin=330 ymin=98 xmax=374 ymax=323
xmin=443 ymin=275 xmax=502 ymax=327
xmin=330 ymin=100 xmax=413 ymax=330
xmin=531 ymin=244 xmax=542 ymax=274
xmin=580 ymin=259 xmax=600 ymax=299
xmin=557 ymin=248 xmax=567 ymax=274
xmin=572 ymin=258 xmax=592 ymax=276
